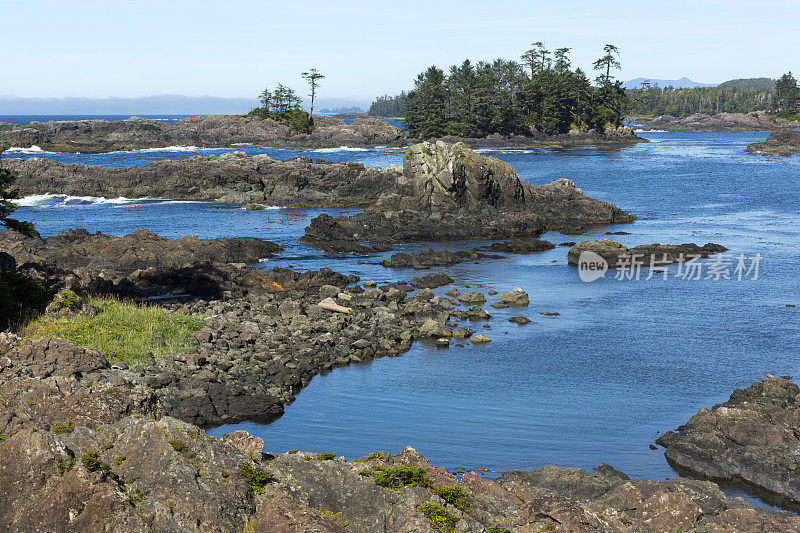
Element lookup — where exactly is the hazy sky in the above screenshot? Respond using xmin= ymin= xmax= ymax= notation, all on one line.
xmin=3 ymin=0 xmax=798 ymax=100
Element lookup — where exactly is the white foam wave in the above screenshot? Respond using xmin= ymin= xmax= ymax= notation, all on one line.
xmin=108 ymin=145 xmax=201 ymax=154
xmin=4 ymin=145 xmax=54 ymax=155
xmin=15 ymin=193 xmax=138 ymax=206
xmin=241 ymin=204 xmax=283 ymax=210
xmin=637 ymin=129 xmax=669 ymax=133
xmin=311 ymin=146 xmax=370 ymax=153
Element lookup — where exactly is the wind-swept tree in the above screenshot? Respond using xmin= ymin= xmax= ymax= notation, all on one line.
xmin=593 ymin=44 xmax=621 ymax=87
xmin=301 ymin=68 xmax=325 ymax=119
xmin=1 ymin=146 xmax=34 ymax=236
xmin=259 ymin=86 xmax=273 ymax=112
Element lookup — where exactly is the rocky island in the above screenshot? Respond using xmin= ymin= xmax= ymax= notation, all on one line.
xmin=630 ymin=112 xmax=800 ymax=132
xmin=745 ymin=131 xmax=800 ymax=155
xmin=0 ymin=114 xmax=646 ymax=154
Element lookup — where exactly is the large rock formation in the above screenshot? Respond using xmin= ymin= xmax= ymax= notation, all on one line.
xmin=636 ymin=112 xmax=800 ymax=132
xmin=302 ymin=141 xmax=635 ymax=244
xmin=745 ymin=130 xmax=800 ymax=155
xmin=7 ymin=151 xmax=402 ymax=207
xmin=657 ymin=376 xmax=800 ymax=506
xmin=0 ymin=115 xmax=405 ymax=153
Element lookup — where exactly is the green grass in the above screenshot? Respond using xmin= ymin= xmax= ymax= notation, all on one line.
xmin=21 ymin=296 xmax=204 ymax=368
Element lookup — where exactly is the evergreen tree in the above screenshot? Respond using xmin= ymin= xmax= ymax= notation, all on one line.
xmin=0 ymin=147 xmax=35 ymax=236
xmin=774 ymin=72 xmax=799 ymax=114
xmin=404 ymin=66 xmax=448 ymax=138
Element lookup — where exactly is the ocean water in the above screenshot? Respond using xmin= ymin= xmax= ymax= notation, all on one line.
xmin=0 ymin=115 xmax=196 ymax=126
xmin=11 ymin=131 xmax=800 ymax=506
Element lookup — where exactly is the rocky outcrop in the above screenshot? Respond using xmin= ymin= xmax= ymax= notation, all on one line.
xmin=438 ymin=125 xmax=646 ymax=149
xmin=745 ymin=131 xmax=800 ymax=155
xmin=1 ymin=227 xmax=281 ymax=275
xmin=7 ymin=151 xmax=402 ymax=207
xmin=567 ymin=239 xmax=728 ymax=267
xmin=302 ymin=141 xmax=635 ymax=245
xmin=637 ymin=112 xmax=800 ymax=132
xmin=0 ymin=115 xmax=405 ymax=153
xmin=657 ymin=376 xmax=800 ymax=506
xmin=380 ymin=249 xmax=501 ymax=270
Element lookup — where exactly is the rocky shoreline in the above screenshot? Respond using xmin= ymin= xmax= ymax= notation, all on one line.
xmin=3 ymin=131 xmax=798 ymax=530
xmin=0 ymin=115 xmax=646 ymax=154
xmin=7 ymin=151 xmax=403 ymax=207
xmin=629 ymin=112 xmax=800 ymax=132
xmin=745 ymin=131 xmax=800 ymax=156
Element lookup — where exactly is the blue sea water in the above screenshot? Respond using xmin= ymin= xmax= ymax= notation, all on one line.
xmin=11 ymin=131 xmax=800 ymax=506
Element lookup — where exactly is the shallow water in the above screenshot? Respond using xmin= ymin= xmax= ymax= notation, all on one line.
xmin=12 ymin=131 xmax=800 ymax=507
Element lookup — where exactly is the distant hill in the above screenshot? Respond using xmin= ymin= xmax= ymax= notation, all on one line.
xmin=716 ymin=78 xmax=776 ymax=91
xmin=622 ymin=77 xmax=717 ymax=89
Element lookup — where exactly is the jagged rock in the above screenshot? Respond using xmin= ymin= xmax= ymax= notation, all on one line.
xmin=746 ymin=131 xmax=800 ymax=156
xmin=0 ymin=227 xmax=281 ymax=275
xmin=639 ymin=111 xmax=800 ymax=132
xmin=508 ymin=316 xmax=531 ymax=325
xmin=657 ymin=375 xmax=800 ymax=504
xmin=0 ymin=115 xmax=405 ymax=153
xmin=7 ymin=152 xmax=402 ymax=207
xmin=458 ymin=291 xmax=487 ymax=305
xmin=470 ymin=334 xmax=491 ymax=344
xmin=302 ymin=141 xmax=635 ymax=244
xmin=500 ymin=288 xmax=529 ymax=306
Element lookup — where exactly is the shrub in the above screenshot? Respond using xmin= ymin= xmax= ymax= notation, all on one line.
xmin=416 ymin=502 xmax=458 ymax=533
xmin=52 ymin=419 xmax=74 ymax=435
xmin=0 ymin=270 xmax=51 ymax=331
xmin=239 ymin=462 xmax=275 ymax=494
xmin=323 ymin=511 xmax=348 ymax=527
xmin=360 ymin=466 xmax=431 ymax=489
xmin=431 ymin=485 xmax=472 ymax=514
xmin=315 ymin=452 xmax=336 ymax=460
xmin=81 ymin=451 xmax=103 ymax=472
xmin=169 ymin=439 xmax=186 ymax=452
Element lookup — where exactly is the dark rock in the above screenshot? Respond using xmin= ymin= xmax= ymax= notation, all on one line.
xmin=409 ymin=273 xmax=454 ymax=289
xmin=484 ymin=238 xmax=556 ymax=253
xmin=657 ymin=375 xmax=800 ymax=504
xmin=567 ymin=239 xmax=728 ymax=267
xmin=301 ymin=141 xmax=635 ymax=245
xmin=746 ymin=131 xmax=800 ymax=156
xmin=508 ymin=316 xmax=531 ymax=325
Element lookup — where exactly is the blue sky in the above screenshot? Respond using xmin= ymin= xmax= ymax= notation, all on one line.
xmin=3 ymin=0 xmax=798 ymax=101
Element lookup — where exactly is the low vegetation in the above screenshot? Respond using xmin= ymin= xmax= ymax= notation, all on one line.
xmin=239 ymin=462 xmax=275 ymax=494
xmin=431 ymin=485 xmax=472 ymax=515
xmin=21 ymin=296 xmax=204 ymax=368
xmin=416 ymin=502 xmax=458 ymax=533
xmin=359 ymin=465 xmax=431 ymax=489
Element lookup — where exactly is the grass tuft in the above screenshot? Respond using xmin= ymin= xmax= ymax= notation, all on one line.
xmin=432 ymin=485 xmax=472 ymax=515
xmin=21 ymin=296 xmax=204 ymax=368
xmin=239 ymin=462 xmax=275 ymax=494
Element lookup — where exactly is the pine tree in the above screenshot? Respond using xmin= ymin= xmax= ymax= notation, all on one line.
xmin=774 ymin=72 xmax=799 ymax=115
xmin=0 ymin=147 xmax=35 ymax=236
xmin=301 ymin=68 xmax=325 ymax=119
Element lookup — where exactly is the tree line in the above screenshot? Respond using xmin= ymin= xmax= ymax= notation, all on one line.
xmin=368 ymin=43 xmax=628 ymax=138
xmin=624 ymin=73 xmax=799 ymax=117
